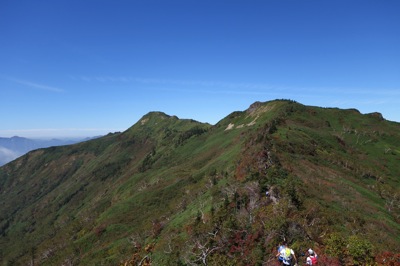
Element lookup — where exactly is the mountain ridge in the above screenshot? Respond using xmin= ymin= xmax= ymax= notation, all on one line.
xmin=1 ymin=100 xmax=399 ymax=265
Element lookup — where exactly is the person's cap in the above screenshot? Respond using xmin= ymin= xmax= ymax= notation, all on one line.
xmin=308 ymin=249 xmax=314 ymax=255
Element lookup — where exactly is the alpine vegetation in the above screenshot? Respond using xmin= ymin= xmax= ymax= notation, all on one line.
xmin=0 ymin=100 xmax=399 ymax=265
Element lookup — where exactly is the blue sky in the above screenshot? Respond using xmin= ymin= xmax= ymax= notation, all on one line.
xmin=1 ymin=0 xmax=399 ymax=138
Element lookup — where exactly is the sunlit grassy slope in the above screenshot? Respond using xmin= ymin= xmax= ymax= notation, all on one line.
xmin=0 ymin=100 xmax=399 ymax=265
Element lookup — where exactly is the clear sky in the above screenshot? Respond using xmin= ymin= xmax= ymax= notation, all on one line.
xmin=1 ymin=0 xmax=399 ymax=138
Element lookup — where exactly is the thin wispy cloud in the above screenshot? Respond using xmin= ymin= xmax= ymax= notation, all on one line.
xmin=76 ymin=75 xmax=287 ymax=92
xmin=297 ymin=86 xmax=400 ymax=96
xmin=9 ymin=78 xmax=65 ymax=93
xmin=0 ymin=146 xmax=19 ymax=158
xmin=0 ymin=146 xmax=20 ymax=165
xmin=155 ymin=87 xmax=291 ymax=97
xmin=331 ymin=98 xmax=398 ymax=106
xmin=75 ymin=75 xmax=400 ymax=97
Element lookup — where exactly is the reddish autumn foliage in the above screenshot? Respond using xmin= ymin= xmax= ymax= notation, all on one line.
xmin=315 ymin=254 xmax=342 ymax=266
xmin=93 ymin=224 xmax=106 ymax=237
xmin=375 ymin=252 xmax=400 ymax=266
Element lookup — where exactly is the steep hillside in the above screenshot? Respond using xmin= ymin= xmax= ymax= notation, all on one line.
xmin=0 ymin=100 xmax=399 ymax=265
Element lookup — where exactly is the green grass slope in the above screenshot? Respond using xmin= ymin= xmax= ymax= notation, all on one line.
xmin=0 ymin=100 xmax=399 ymax=266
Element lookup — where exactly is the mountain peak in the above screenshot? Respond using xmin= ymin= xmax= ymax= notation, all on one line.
xmin=138 ymin=111 xmax=176 ymax=125
xmin=246 ymin=99 xmax=297 ymax=115
xmin=367 ymin=111 xmax=384 ymax=121
xmin=143 ymin=111 xmax=172 ymax=119
xmin=246 ymin=101 xmax=265 ymax=113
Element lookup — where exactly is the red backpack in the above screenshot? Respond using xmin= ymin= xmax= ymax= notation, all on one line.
xmin=310 ymin=256 xmax=318 ymax=264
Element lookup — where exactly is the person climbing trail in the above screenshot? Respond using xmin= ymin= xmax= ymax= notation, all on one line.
xmin=276 ymin=242 xmax=297 ymax=266
xmin=277 ymin=243 xmax=285 ymax=263
xmin=306 ymin=248 xmax=318 ymax=265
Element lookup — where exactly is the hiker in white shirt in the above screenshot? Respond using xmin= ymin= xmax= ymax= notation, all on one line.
xmin=276 ymin=243 xmax=297 ymax=266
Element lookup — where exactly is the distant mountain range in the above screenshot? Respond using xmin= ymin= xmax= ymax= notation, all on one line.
xmin=0 ymin=136 xmax=98 ymax=166
xmin=1 ymin=100 xmax=399 ymax=265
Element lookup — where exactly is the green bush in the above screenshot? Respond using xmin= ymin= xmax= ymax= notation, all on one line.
xmin=325 ymin=233 xmax=346 ymax=258
xmin=325 ymin=233 xmax=374 ymax=265
xmin=347 ymin=235 xmax=373 ymax=265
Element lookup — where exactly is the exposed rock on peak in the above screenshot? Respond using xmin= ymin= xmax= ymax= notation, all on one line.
xmin=246 ymin=101 xmax=264 ymax=114
xmin=367 ymin=112 xmax=384 ymax=121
